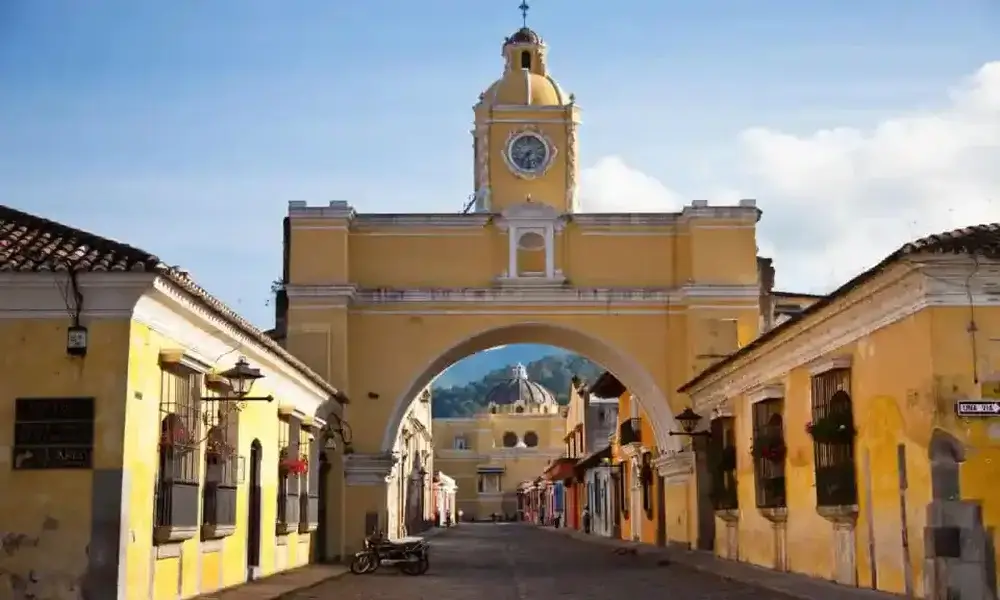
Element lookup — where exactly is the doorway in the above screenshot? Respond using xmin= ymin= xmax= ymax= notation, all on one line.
xmin=693 ymin=436 xmax=715 ymax=552
xmin=316 ymin=452 xmax=330 ymax=562
xmin=246 ymin=440 xmax=263 ymax=580
xmin=656 ymin=474 xmax=667 ymax=546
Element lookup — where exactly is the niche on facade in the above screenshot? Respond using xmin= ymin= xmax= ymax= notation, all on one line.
xmin=452 ymin=435 xmax=469 ymax=450
xmin=523 ymin=431 xmax=539 ymax=447
xmin=496 ymin=202 xmax=565 ymax=283
xmin=502 ymin=431 xmax=519 ymax=447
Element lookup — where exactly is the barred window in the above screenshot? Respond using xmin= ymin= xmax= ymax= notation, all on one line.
xmin=277 ymin=418 xmax=292 ymax=527
xmin=709 ymin=417 xmax=739 ymax=510
xmin=641 ymin=453 xmax=653 ymax=519
xmin=298 ymin=426 xmax=320 ymax=532
xmin=617 ymin=462 xmax=629 ymax=519
xmin=752 ymin=399 xmax=787 ymax=509
xmin=201 ymin=394 xmax=241 ymax=537
xmin=810 ymin=368 xmax=857 ymax=507
xmin=155 ymin=367 xmax=203 ymax=543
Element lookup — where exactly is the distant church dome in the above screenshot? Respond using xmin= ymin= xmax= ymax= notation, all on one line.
xmin=485 ymin=363 xmax=557 ymax=407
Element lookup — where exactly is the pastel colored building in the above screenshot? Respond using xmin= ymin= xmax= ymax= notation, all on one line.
xmin=0 ymin=206 xmax=346 ymax=599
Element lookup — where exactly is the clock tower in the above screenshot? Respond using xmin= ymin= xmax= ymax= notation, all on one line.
xmin=472 ymin=18 xmax=580 ymax=214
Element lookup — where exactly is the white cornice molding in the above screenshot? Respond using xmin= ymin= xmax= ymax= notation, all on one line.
xmin=808 ymin=356 xmax=852 ymax=376
xmin=283 ymin=284 xmax=759 ymax=307
xmin=0 ymin=272 xmax=331 ymax=419
xmin=687 ymin=257 xmax=1000 ymax=413
xmin=0 ymin=272 xmax=153 ymax=319
xmin=653 ymin=451 xmax=694 ymax=483
xmin=352 ymin=214 xmax=492 ymax=229
xmin=136 ymin=279 xmax=331 ymax=419
xmin=344 ymin=452 xmax=398 ymax=486
xmin=748 ymin=384 xmax=785 ymax=404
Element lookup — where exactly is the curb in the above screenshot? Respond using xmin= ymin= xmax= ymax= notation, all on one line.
xmin=274 ymin=567 xmax=350 ymax=599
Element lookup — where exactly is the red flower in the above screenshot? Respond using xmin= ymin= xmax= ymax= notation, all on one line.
xmin=805 ymin=422 xmax=814 ymax=435
xmin=280 ymin=457 xmax=309 ymax=475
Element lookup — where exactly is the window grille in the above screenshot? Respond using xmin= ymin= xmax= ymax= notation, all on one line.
xmin=155 ymin=368 xmax=203 ymax=539
xmin=810 ymin=369 xmax=858 ymax=507
xmin=201 ymin=393 xmax=241 ymax=535
xmin=709 ymin=417 xmax=739 ymax=510
xmin=752 ymin=399 xmax=787 ymax=509
xmin=276 ymin=417 xmax=293 ymax=529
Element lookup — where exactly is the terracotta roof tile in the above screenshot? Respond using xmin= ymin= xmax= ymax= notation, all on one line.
xmin=678 ymin=223 xmax=1000 ymax=393
xmin=0 ymin=204 xmax=343 ymax=404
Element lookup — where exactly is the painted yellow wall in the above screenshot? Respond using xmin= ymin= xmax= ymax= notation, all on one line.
xmin=0 ymin=317 xmax=131 ymax=598
xmin=689 ymin=277 xmax=1000 ymax=597
xmin=434 ymin=409 xmax=564 ymax=519
xmin=124 ymin=322 xmax=316 ymax=599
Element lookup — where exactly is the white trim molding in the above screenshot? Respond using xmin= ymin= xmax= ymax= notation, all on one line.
xmin=748 ymin=384 xmax=785 ymax=404
xmin=344 ymin=452 xmax=398 ymax=486
xmin=0 ymin=272 xmax=331 ymax=420
xmin=653 ymin=451 xmax=694 ymax=483
xmin=684 ymin=255 xmax=1000 ymax=413
xmin=808 ymin=356 xmax=852 ymax=376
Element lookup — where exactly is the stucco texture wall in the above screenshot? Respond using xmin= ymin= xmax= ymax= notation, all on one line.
xmin=0 ymin=317 xmax=131 ymax=600
xmin=123 ymin=322 xmax=315 ymax=599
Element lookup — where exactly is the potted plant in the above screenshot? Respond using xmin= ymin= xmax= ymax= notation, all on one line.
xmin=750 ymin=434 xmax=787 ymax=463
xmin=805 ymin=410 xmax=856 ymax=444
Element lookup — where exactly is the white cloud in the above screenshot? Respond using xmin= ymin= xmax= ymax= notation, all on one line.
xmin=578 ymin=61 xmax=1000 ymax=294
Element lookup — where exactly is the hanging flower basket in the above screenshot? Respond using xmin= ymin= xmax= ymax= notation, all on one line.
xmin=206 ymin=439 xmax=234 ymax=457
xmin=805 ymin=411 xmax=856 ymax=444
xmin=713 ymin=445 xmax=738 ymax=471
xmin=280 ymin=456 xmax=309 ymax=475
xmin=750 ymin=435 xmax=787 ymax=463
xmin=160 ymin=422 xmax=190 ymax=447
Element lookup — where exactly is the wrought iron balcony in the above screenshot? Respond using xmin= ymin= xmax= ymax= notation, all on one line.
xmin=619 ymin=418 xmax=642 ymax=446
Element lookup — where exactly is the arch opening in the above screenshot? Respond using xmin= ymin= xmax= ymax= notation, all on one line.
xmin=380 ymin=322 xmax=682 ymax=454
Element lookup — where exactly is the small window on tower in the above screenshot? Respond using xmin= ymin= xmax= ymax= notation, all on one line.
xmin=520 ymin=51 xmax=531 ymax=69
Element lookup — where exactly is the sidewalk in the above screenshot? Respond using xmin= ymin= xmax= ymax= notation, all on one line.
xmin=536 ymin=525 xmax=906 ymax=600
xmin=194 ymin=526 xmax=451 ymax=600
xmin=194 ymin=564 xmax=348 ymax=600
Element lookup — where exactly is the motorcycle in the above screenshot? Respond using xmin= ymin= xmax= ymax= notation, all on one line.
xmin=350 ymin=531 xmax=430 ymax=576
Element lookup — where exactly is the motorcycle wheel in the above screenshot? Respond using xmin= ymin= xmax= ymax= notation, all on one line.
xmin=400 ymin=556 xmax=429 ymax=576
xmin=350 ymin=553 xmax=376 ymax=575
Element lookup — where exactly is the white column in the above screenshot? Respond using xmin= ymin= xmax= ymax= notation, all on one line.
xmin=508 ymin=227 xmax=518 ymax=278
xmin=544 ymin=226 xmax=555 ymax=278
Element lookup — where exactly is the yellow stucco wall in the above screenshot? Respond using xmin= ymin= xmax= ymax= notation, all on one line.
xmin=688 ymin=267 xmax=1000 ymax=597
xmin=434 ymin=409 xmax=563 ymax=519
xmin=124 ymin=322 xmax=316 ymax=599
xmin=0 ymin=317 xmax=131 ymax=599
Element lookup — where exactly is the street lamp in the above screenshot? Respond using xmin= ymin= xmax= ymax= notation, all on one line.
xmin=206 ymin=357 xmax=275 ymax=404
xmin=668 ymin=407 xmax=711 ymax=438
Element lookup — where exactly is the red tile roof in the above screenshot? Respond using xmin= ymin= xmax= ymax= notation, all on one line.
xmin=0 ymin=204 xmax=344 ymax=403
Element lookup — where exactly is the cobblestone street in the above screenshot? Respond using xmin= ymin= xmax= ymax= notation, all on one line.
xmin=289 ymin=524 xmax=799 ymax=600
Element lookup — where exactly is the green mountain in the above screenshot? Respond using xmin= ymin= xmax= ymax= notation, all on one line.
xmin=431 ymin=353 xmax=603 ymax=418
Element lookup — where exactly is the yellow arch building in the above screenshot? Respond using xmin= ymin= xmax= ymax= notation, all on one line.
xmin=280 ymin=24 xmax=763 ymax=553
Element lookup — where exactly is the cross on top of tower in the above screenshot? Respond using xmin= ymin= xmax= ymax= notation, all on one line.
xmin=518 ymin=1 xmax=530 ymax=27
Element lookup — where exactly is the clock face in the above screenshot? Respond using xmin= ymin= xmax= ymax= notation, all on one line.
xmin=508 ymin=134 xmax=549 ymax=174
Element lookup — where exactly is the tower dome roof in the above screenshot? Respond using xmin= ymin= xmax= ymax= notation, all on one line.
xmin=482 ymin=70 xmax=567 ymax=106
xmin=485 ymin=363 xmax=557 ymax=406
xmin=504 ymin=27 xmax=542 ymax=46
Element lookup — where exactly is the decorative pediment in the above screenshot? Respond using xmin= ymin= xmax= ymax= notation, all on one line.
xmin=495 ymin=201 xmax=566 ymax=232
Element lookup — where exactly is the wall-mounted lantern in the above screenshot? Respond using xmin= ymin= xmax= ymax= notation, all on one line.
xmin=202 ymin=357 xmax=275 ymax=405
xmin=667 ymin=407 xmax=711 ymax=438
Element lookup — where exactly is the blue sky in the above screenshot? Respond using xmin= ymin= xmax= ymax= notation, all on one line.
xmin=2 ymin=1 xmax=999 ymax=328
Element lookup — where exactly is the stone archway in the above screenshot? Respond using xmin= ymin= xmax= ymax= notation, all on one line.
xmin=379 ymin=321 xmax=683 ymax=455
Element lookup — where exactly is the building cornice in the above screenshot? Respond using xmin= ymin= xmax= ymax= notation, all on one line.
xmin=653 ymin=451 xmax=694 ymax=483
xmin=0 ymin=272 xmax=333 ymax=420
xmin=285 ymin=284 xmax=759 ymax=307
xmin=687 ymin=256 xmax=1000 ymax=413
xmin=344 ymin=452 xmax=398 ymax=486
